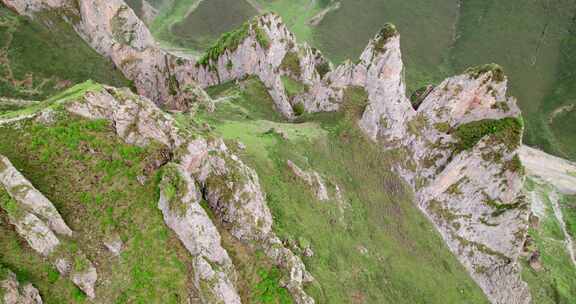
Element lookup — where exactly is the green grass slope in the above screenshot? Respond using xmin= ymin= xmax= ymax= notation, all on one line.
xmin=188 ymin=77 xmax=490 ymax=303
xmin=450 ymin=0 xmax=576 ymax=161
xmin=522 ymin=179 xmax=576 ymax=304
xmin=0 ymin=5 xmax=129 ymax=100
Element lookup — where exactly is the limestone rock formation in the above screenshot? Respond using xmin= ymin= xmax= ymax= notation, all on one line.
xmin=158 ymin=162 xmax=241 ymax=304
xmin=1 ymin=270 xmax=43 ymax=304
xmin=520 ymin=145 xmax=576 ymax=195
xmin=0 ymin=155 xmax=98 ymax=299
xmin=387 ymin=65 xmax=529 ymax=303
xmin=65 ymin=86 xmax=315 ymax=304
xmin=0 ymin=1 xmax=549 ymax=303
xmin=0 ymin=155 xmax=73 ymax=237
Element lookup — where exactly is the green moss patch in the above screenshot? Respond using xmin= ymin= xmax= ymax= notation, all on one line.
xmin=160 ymin=164 xmax=190 ymax=217
xmin=453 ymin=117 xmax=523 ymax=152
xmin=197 ymin=17 xmax=270 ymax=67
xmin=373 ymin=23 xmax=398 ymax=53
xmin=280 ymin=51 xmax=302 ymax=78
xmin=281 ymin=76 xmax=306 ymax=100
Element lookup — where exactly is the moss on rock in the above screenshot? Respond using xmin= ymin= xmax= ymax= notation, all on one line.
xmin=465 ymin=64 xmax=506 ymax=83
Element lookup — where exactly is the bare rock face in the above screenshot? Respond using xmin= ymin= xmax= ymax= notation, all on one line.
xmin=0 ymin=155 xmax=98 ymax=299
xmin=173 ymin=13 xmax=299 ymax=118
xmin=0 ymin=155 xmax=72 ymax=237
xmin=69 ymin=265 xmax=98 ymax=300
xmin=1 ymin=0 xmax=66 ymax=16
xmin=1 ymin=270 xmax=43 ymax=304
xmin=355 ymin=25 xmax=415 ymax=143
xmin=158 ymin=163 xmax=241 ymax=304
xmin=520 ymin=145 xmax=576 ymax=195
xmin=66 ymin=86 xmax=184 ymax=148
xmin=1 ymin=0 xmax=206 ymax=107
xmin=374 ymin=65 xmax=531 ymax=303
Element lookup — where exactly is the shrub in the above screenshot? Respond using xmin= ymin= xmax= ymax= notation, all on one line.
xmin=292 ymin=103 xmax=305 ymax=116
xmin=373 ymin=23 xmax=398 ymax=53
xmin=280 ymin=51 xmax=302 ymax=78
xmin=465 ymin=63 xmax=505 ymax=82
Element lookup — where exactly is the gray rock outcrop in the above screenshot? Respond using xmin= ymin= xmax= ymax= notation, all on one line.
xmin=158 ymin=163 xmax=241 ymax=304
xmin=0 ymin=155 xmax=98 ymax=299
xmin=287 ymin=160 xmax=329 ymax=201
xmin=1 ymin=270 xmax=43 ymax=304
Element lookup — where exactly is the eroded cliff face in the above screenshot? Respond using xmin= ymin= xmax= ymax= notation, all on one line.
xmin=2 ymin=0 xmax=200 ymax=107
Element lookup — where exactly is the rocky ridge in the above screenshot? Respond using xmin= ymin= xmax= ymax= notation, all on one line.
xmin=64 ymin=85 xmax=314 ymax=303
xmin=0 ymin=1 xmax=551 ymax=303
xmin=0 ymin=155 xmax=98 ymax=299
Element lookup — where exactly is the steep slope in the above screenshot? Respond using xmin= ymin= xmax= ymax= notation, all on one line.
xmin=519 ymin=146 xmax=576 ymax=303
xmin=2 ymin=1 xmax=574 ymax=303
xmin=0 ymin=4 xmax=129 ymax=100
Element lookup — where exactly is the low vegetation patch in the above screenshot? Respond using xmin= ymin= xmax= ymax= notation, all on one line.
xmin=280 ymin=51 xmax=302 ymax=78
xmin=197 ymin=18 xmax=270 ymax=67
xmin=373 ymin=23 xmax=398 ymax=53
xmin=453 ymin=117 xmax=523 ymax=152
xmin=193 ymin=78 xmax=489 ymax=303
xmin=0 ymin=108 xmax=193 ymax=303
xmin=465 ymin=64 xmax=505 ymax=83
xmin=281 ymin=76 xmax=306 ymax=100
xmin=0 ymin=7 xmax=128 ymax=100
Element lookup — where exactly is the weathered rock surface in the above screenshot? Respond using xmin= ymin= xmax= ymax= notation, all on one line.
xmin=65 ymin=87 xmax=315 ymax=303
xmin=2 ymin=2 xmax=545 ymax=302
xmin=0 ymin=155 xmax=73 ymax=237
xmin=287 ymin=160 xmax=329 ymax=201
xmin=1 ymin=0 xmax=205 ymax=108
xmin=0 ymin=155 xmax=98 ymax=299
xmin=521 ymin=146 xmax=576 ymax=268
xmin=520 ymin=145 xmax=576 ymax=195
xmin=372 ymin=64 xmax=531 ymax=303
xmin=159 ymin=162 xmax=241 ymax=304
xmin=1 ymin=270 xmax=43 ymax=304
xmin=1 ymin=0 xmax=66 ymax=16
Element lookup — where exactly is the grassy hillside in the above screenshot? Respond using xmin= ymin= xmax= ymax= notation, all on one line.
xmin=189 ymin=77 xmax=490 ymax=303
xmin=0 ymin=5 xmax=129 ymax=100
